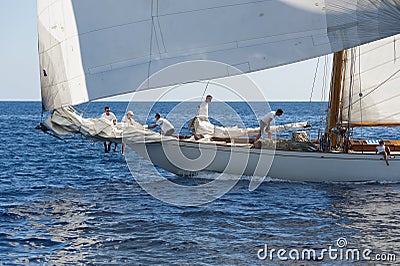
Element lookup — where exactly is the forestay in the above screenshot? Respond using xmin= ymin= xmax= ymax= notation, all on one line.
xmin=341 ymin=34 xmax=400 ymax=126
xmin=38 ymin=0 xmax=400 ymax=111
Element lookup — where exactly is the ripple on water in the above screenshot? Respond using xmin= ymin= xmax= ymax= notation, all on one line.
xmin=1 ymin=102 xmax=400 ymax=264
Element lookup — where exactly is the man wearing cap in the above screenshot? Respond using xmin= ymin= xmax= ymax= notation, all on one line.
xmin=121 ymin=110 xmax=135 ymax=156
xmin=121 ymin=110 xmax=135 ymax=126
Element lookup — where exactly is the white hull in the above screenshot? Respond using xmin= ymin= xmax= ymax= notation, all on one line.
xmin=129 ymin=140 xmax=400 ymax=182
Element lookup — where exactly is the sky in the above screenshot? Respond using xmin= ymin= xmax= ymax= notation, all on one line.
xmin=0 ymin=1 xmax=332 ymax=102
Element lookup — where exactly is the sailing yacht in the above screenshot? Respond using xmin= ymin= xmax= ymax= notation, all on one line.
xmin=37 ymin=0 xmax=400 ymax=182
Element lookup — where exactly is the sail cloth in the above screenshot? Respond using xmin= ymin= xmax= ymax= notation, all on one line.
xmin=44 ymin=107 xmax=126 ymax=141
xmin=38 ymin=0 xmax=400 ymax=111
xmin=341 ymin=34 xmax=400 ymax=126
xmin=193 ymin=119 xmax=259 ymax=138
xmin=44 ymin=107 xmax=310 ymax=146
xmin=43 ymin=106 xmax=167 ymax=143
xmin=193 ymin=118 xmax=308 ymax=138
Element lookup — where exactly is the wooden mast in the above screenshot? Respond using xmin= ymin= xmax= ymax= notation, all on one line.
xmin=327 ymin=50 xmax=345 ymax=147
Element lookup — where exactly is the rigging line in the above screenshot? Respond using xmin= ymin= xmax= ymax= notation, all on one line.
xmin=317 ymin=55 xmax=328 ymax=148
xmin=318 ymin=60 xmax=324 ymax=130
xmin=42 ymin=128 xmax=98 ymax=149
xmin=146 ymin=0 xmax=155 ymax=90
xmin=343 ymin=51 xmax=351 ymax=135
xmin=347 ymin=48 xmax=356 ymax=128
xmin=187 ymin=81 xmax=210 ymax=135
xmin=80 ymin=102 xmax=92 ymax=116
xmin=41 ymin=73 xmax=67 ymax=111
xmin=306 ymin=57 xmax=320 ymax=123
xmin=323 ymin=55 xmax=328 ymax=102
xmin=346 ymin=67 xmax=400 ymax=110
xmin=196 ymin=81 xmax=210 ymax=117
xmin=335 ymin=39 xmax=398 ymax=60
xmin=152 ymin=0 xmax=274 ymax=17
xmin=378 ymin=109 xmax=400 ymax=122
xmin=38 ymin=127 xmax=69 ymax=143
xmin=347 ymin=58 xmax=400 ymax=86
xmin=324 ymin=55 xmax=329 ymax=129
xmin=151 ymin=4 xmax=162 ymax=55
xmin=154 ymin=0 xmax=167 ymax=53
xmin=358 ymin=46 xmax=364 ymax=152
xmin=394 ymin=37 xmax=397 ymax=63
xmin=355 ymin=90 xmax=400 ymax=112
xmin=319 ymin=56 xmax=328 ymax=138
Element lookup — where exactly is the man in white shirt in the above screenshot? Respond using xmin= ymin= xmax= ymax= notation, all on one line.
xmin=121 ymin=110 xmax=134 ymax=156
xmin=197 ymin=95 xmax=213 ymax=121
xmin=101 ymin=106 xmax=117 ymax=122
xmin=149 ymin=113 xmax=175 ymax=136
xmin=121 ymin=110 xmax=134 ymax=126
xmin=254 ymin=109 xmax=283 ymax=142
xmin=101 ymin=106 xmax=117 ymax=153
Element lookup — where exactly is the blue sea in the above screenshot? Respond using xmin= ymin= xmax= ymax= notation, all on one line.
xmin=1 ymin=101 xmax=400 ymax=265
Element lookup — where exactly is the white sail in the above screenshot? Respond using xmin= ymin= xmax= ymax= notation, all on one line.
xmin=193 ymin=119 xmax=308 ymax=138
xmin=38 ymin=0 xmax=400 ymax=111
xmin=341 ymin=34 xmax=400 ymax=126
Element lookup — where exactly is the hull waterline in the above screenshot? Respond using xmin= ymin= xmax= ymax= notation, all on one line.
xmin=129 ymin=140 xmax=400 ymax=183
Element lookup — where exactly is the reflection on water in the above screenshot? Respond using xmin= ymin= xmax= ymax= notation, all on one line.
xmin=5 ymin=193 xmax=96 ymax=264
xmin=322 ymin=184 xmax=400 ymax=255
xmin=4 ymin=181 xmax=400 ymax=264
xmin=1 ymin=102 xmax=400 ymax=264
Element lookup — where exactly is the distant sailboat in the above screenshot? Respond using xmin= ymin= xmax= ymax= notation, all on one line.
xmin=37 ymin=0 xmax=400 ymax=182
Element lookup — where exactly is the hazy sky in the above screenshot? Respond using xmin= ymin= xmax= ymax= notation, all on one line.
xmin=0 ymin=1 xmax=332 ymax=102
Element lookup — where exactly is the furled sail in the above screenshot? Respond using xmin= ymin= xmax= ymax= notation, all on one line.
xmin=43 ymin=106 xmax=169 ymax=143
xmin=341 ymin=34 xmax=400 ymax=126
xmin=38 ymin=0 xmax=400 ymax=111
xmin=193 ymin=118 xmax=308 ymax=138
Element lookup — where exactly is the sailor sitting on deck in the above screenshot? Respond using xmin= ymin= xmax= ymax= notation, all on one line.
xmin=149 ymin=113 xmax=175 ymax=136
xmin=376 ymin=140 xmax=390 ymax=166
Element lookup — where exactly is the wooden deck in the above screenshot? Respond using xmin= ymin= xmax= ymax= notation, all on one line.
xmin=349 ymin=139 xmax=400 ymax=152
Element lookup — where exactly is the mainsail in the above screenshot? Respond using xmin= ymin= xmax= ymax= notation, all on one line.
xmin=341 ymin=34 xmax=400 ymax=126
xmin=38 ymin=0 xmax=400 ymax=111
